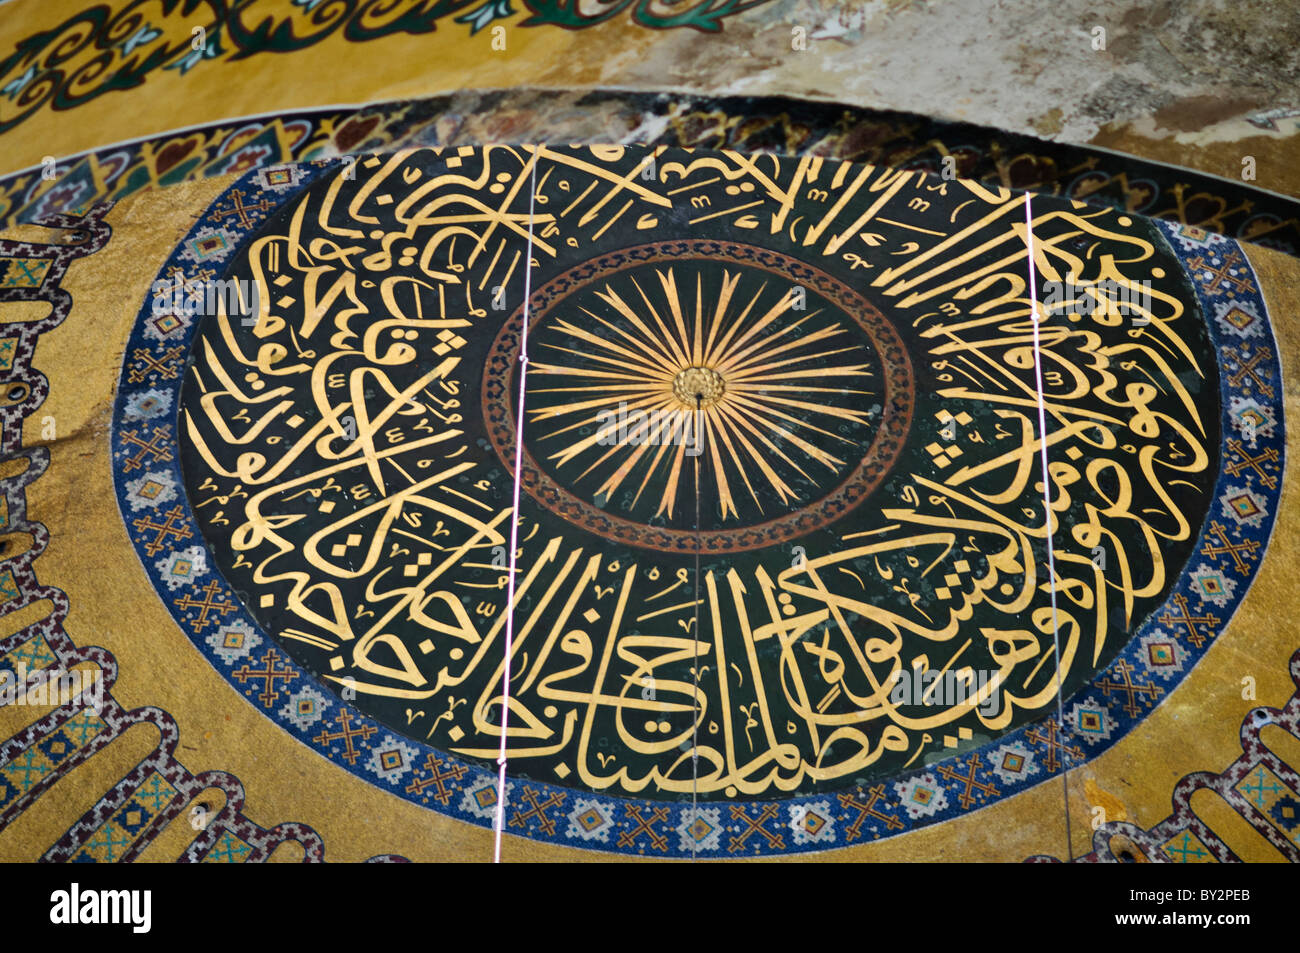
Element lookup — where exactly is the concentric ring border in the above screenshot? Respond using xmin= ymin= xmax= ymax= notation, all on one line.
xmin=109 ymin=158 xmax=1286 ymax=857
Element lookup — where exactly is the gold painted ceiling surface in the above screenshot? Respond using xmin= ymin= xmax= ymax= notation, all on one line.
xmin=0 ymin=1 xmax=1298 ymax=863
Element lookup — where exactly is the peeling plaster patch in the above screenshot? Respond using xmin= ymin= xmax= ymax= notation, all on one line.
xmin=546 ymin=0 xmax=1299 ymax=174
xmin=1031 ymin=107 xmax=1065 ymax=137
xmin=1247 ymin=107 xmax=1300 ymax=132
xmin=1127 ymin=112 xmax=1300 ymax=148
xmin=1152 ymin=93 xmax=1268 ymax=134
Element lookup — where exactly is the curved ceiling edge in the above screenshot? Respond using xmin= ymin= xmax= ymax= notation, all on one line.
xmin=2 ymin=88 xmax=1297 ymax=260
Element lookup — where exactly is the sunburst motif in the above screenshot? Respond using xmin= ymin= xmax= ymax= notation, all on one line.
xmin=526 ymin=262 xmax=880 ymax=527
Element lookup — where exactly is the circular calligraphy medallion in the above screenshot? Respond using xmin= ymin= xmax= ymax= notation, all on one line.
xmin=110 ymin=144 xmax=1285 ymax=857
xmin=482 ymin=240 xmax=914 ymax=553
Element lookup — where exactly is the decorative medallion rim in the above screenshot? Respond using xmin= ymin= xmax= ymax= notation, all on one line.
xmin=108 ymin=156 xmax=1285 ymax=857
xmin=482 ymin=238 xmax=915 ymax=555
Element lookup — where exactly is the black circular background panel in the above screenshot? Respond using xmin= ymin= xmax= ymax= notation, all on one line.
xmin=177 ymin=145 xmax=1219 ymax=800
xmin=482 ymin=239 xmax=914 ymax=554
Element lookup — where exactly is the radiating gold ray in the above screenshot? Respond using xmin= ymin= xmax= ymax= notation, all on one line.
xmin=630 ymin=432 xmax=677 ymax=510
xmin=530 ymin=389 xmax=662 ymax=423
xmin=732 ymin=362 xmax=874 ymax=382
xmin=533 ymin=341 xmax=665 ymax=378
xmin=537 ymin=392 xmax=664 ymax=442
xmin=703 ymin=270 xmax=741 ymax=366
xmin=727 ymin=312 xmax=840 ymax=358
xmin=720 ymin=321 xmax=858 ymax=375
xmin=732 ymin=394 xmax=863 ymax=447
xmin=655 ymin=269 xmax=695 ymax=369
xmin=526 ymin=360 xmax=663 ymax=383
xmin=551 ymin=429 xmax=631 ymax=474
xmin=723 ymin=397 xmax=845 ymax=470
xmin=727 ymin=383 xmax=875 ymax=396
xmin=706 ymin=284 xmax=793 ymax=367
xmin=592 ymin=431 xmax=662 ymax=501
xmin=601 ymin=280 xmax=691 ymax=369
xmin=736 ymin=392 xmax=874 ymax=428
xmin=728 ymin=382 xmax=878 ymax=397
xmin=624 ymin=275 xmax=690 ymax=369
xmin=656 ymin=437 xmax=689 ymax=520
xmin=575 ymin=308 xmax=682 ymax=377
xmin=725 ymin=346 xmax=869 ymax=382
xmin=693 ymin=271 xmax=704 ymax=367
xmin=701 ymin=412 xmax=739 ymax=520
xmin=712 ymin=402 xmax=804 ymax=502
xmin=713 ymin=312 xmax=823 ymax=373
xmin=530 ymin=383 xmax=672 ymax=396
xmin=543 ymin=393 xmax=670 ymax=467
xmin=703 ymin=281 xmax=766 ymax=367
xmin=574 ymin=393 xmax=682 ymax=486
xmin=549 ymin=320 xmax=674 ymax=377
xmin=708 ymin=408 xmax=765 ymax=513
xmin=568 ymin=392 xmax=682 ymax=487
xmin=533 ymin=340 xmax=655 ymax=374
xmin=728 ymin=386 xmax=865 ymax=441
xmin=573 ymin=437 xmax=645 ymax=488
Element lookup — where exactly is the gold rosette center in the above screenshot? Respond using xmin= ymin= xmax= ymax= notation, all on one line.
xmin=672 ymin=365 xmax=726 ymax=408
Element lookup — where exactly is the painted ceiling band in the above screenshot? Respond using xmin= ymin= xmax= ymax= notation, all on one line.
xmin=3 ymin=90 xmax=1296 ymax=259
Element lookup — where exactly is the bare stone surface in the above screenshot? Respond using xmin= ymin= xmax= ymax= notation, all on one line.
xmin=522 ymin=0 xmax=1300 ymax=192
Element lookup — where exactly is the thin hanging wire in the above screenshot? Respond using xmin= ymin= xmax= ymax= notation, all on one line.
xmin=493 ymin=149 xmax=539 ymax=864
xmin=691 ymin=394 xmax=702 ymax=861
xmin=1023 ymin=191 xmax=1074 ymax=861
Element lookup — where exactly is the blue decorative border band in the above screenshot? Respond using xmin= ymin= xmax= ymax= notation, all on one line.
xmin=110 ymin=164 xmax=1285 ymax=857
